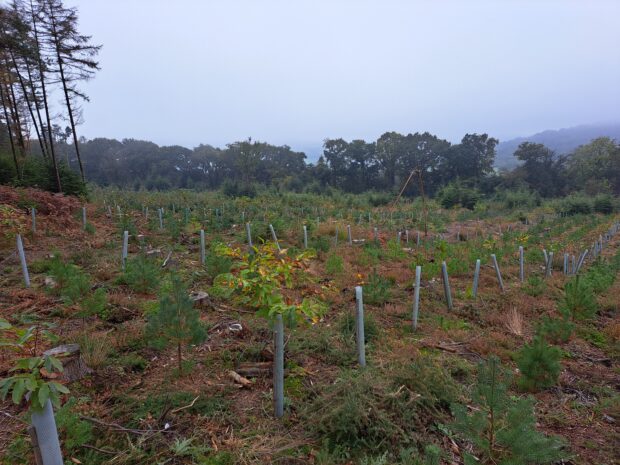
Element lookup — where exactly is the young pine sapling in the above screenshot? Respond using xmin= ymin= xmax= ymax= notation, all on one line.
xmin=146 ymin=274 xmax=206 ymax=374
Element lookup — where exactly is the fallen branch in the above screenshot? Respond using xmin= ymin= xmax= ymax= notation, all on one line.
xmin=79 ymin=415 xmax=172 ymax=435
xmin=162 ymin=251 xmax=172 ymax=268
xmin=0 ymin=251 xmax=16 ymax=266
xmin=81 ymin=444 xmax=117 ymax=455
xmin=170 ymin=395 xmax=200 ymax=414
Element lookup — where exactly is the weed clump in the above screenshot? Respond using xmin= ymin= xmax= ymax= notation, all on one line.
xmin=117 ymin=254 xmax=161 ymax=293
xmin=325 ymin=253 xmax=344 ymax=275
xmin=304 ymin=356 xmax=457 ymax=460
xmin=338 ymin=312 xmax=379 ymax=344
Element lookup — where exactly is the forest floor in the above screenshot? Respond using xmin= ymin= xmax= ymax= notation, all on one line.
xmin=0 ymin=186 xmax=618 ymax=465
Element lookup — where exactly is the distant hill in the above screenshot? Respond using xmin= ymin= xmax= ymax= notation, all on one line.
xmin=495 ymin=123 xmax=620 ymax=169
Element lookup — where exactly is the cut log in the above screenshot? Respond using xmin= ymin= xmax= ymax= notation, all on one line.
xmin=43 ymin=344 xmax=92 ymax=383
xmin=228 ymin=371 xmax=252 ymax=387
xmin=235 ymin=362 xmax=272 ymax=378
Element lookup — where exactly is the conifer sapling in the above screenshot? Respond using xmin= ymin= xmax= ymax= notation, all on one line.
xmin=147 ymin=274 xmax=206 ymax=374
xmin=451 ymin=356 xmax=566 ymax=465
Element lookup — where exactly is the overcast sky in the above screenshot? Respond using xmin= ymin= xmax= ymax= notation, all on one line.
xmin=69 ymin=0 xmax=620 ymax=158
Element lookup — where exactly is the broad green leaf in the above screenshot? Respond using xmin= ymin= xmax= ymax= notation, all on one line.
xmin=38 ymin=383 xmax=50 ymax=408
xmin=0 ymin=378 xmax=14 ymax=399
xmin=49 ymin=356 xmax=64 ymax=373
xmin=11 ymin=379 xmax=26 ymax=405
xmin=49 ymin=382 xmax=70 ymax=394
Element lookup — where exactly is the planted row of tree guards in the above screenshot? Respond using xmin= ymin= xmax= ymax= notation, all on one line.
xmin=11 ymin=207 xmax=620 ymax=442
xmin=15 ymin=212 xmax=619 ymax=294
xmin=103 ymin=195 xmax=579 ymax=225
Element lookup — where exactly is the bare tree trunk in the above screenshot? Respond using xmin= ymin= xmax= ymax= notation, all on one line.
xmin=177 ymin=343 xmax=182 ymax=374
xmin=0 ymin=82 xmax=20 ymax=177
xmin=30 ymin=0 xmax=61 ymax=191
xmin=3 ymin=63 xmax=27 ymax=158
xmin=23 ymin=56 xmax=50 ymax=159
xmin=48 ymin=4 xmax=85 ymax=183
xmin=9 ymin=50 xmax=46 ymax=159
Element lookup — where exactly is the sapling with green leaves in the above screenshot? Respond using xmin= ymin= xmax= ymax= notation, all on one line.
xmin=146 ymin=274 xmax=206 ymax=374
xmin=0 ymin=319 xmax=68 ymax=411
xmin=212 ymin=242 xmax=326 ymax=326
xmin=451 ymin=356 xmax=566 ymax=465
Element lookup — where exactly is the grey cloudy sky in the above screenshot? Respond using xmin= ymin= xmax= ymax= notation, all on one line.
xmin=70 ymin=0 xmax=620 ymax=158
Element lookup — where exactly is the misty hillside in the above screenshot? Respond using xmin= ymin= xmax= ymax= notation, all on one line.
xmin=496 ymin=123 xmax=620 ymax=169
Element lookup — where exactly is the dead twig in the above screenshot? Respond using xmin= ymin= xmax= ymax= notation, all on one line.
xmin=170 ymin=395 xmax=200 ymax=414
xmin=0 ymin=251 xmax=16 ymax=265
xmin=81 ymin=444 xmax=117 ymax=455
xmin=79 ymin=415 xmax=172 ymax=435
xmin=162 ymin=251 xmax=172 ymax=268
xmin=2 ymin=410 xmax=30 ymax=426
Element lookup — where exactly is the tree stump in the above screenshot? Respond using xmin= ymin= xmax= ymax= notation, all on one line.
xmin=43 ymin=344 xmax=92 ymax=383
xmin=189 ymin=291 xmax=211 ymax=309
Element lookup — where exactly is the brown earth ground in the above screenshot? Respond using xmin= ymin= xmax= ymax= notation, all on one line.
xmin=0 ymin=186 xmax=618 ymax=464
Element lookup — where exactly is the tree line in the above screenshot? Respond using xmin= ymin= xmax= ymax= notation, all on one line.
xmin=0 ymin=0 xmax=100 ymax=191
xmin=3 ymin=131 xmax=617 ymax=202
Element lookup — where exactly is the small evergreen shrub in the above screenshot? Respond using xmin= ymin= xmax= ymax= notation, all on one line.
xmin=363 ymin=268 xmax=393 ymax=305
xmin=515 ymin=336 xmax=562 ymax=392
xmin=325 ymin=254 xmax=344 ymax=275
xmin=451 ymin=356 xmax=566 ymax=464
xmin=438 ymin=182 xmax=479 ymax=210
xmin=304 ymin=357 xmax=456 ymax=459
xmin=205 ymin=243 xmax=233 ymax=279
xmin=146 ymin=274 xmax=207 ymax=374
xmin=593 ymin=194 xmax=614 ymax=214
xmin=524 ymin=275 xmax=545 ymax=297
xmin=557 ymin=194 xmax=592 ymax=216
xmin=0 ymin=155 xmax=16 ymax=183
xmin=582 ymin=259 xmax=616 ymax=293
xmin=117 ymin=213 xmax=137 ymax=237
xmin=309 ymin=236 xmax=331 ymax=253
xmin=118 ymin=353 xmax=148 ymax=372
xmin=17 ymin=157 xmax=87 ymax=196
xmin=117 ymin=254 xmax=161 ymax=293
xmin=55 ymin=398 xmax=94 ymax=457
xmin=560 ymin=277 xmax=597 ymax=320
xmin=47 ymin=256 xmax=91 ymax=304
xmin=78 ymin=287 xmax=108 ymax=319
xmin=536 ymin=312 xmax=574 ymax=344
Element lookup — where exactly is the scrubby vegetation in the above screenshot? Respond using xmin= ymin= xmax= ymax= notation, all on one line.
xmin=0 ymin=184 xmax=618 ymax=464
